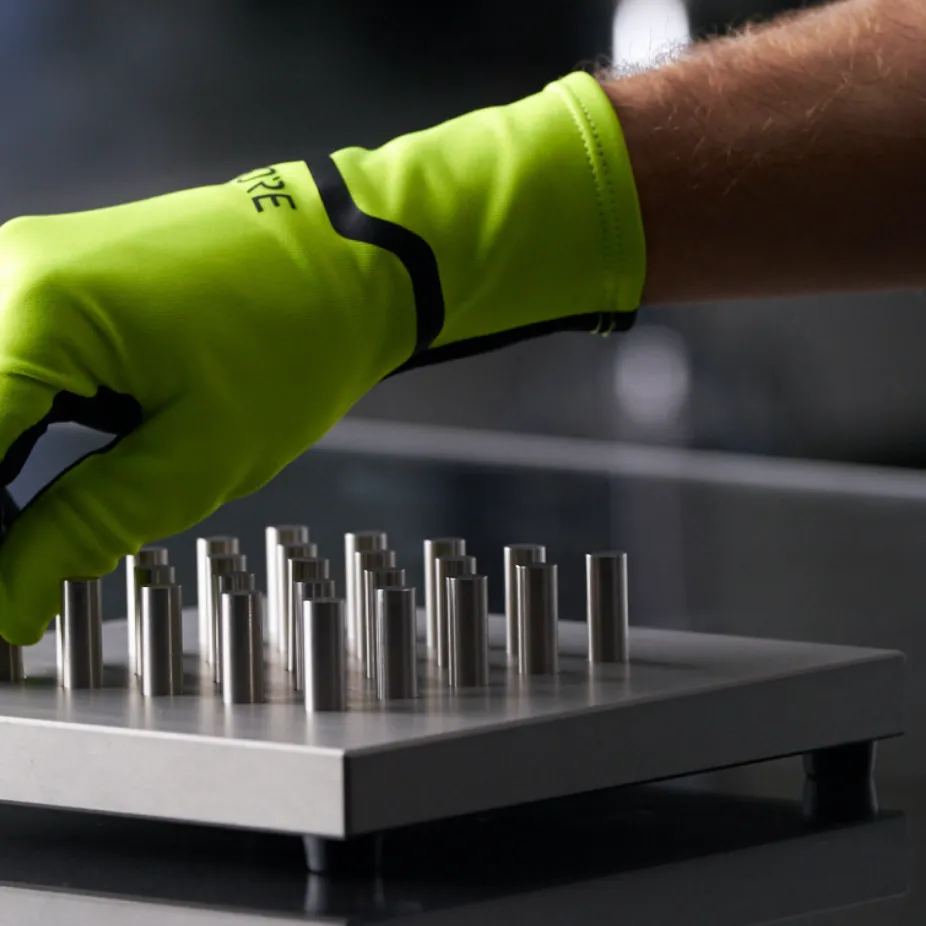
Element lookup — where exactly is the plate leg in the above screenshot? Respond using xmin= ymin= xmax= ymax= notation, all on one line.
xmin=302 ymin=832 xmax=381 ymax=875
xmin=802 ymin=740 xmax=879 ymax=824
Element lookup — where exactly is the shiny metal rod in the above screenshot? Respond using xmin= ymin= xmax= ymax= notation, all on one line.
xmin=133 ymin=563 xmax=175 ymax=676
xmin=276 ymin=542 xmax=317 ymax=660
xmin=448 ymin=575 xmax=489 ymax=688
xmin=516 ymin=564 xmax=558 ymax=676
xmin=140 ymin=584 xmax=184 ymax=697
xmin=303 ymin=598 xmax=346 ymax=712
xmin=353 ymin=549 xmax=396 ymax=667
xmin=265 ymin=525 xmax=309 ymax=650
xmin=0 ymin=638 xmax=23 ymax=683
xmin=292 ymin=577 xmax=336 ymax=691
xmin=586 ymin=552 xmax=630 ymax=664
xmin=363 ymin=567 xmax=406 ymax=680
xmin=221 ymin=591 xmax=264 ymax=705
xmin=345 ymin=532 xmax=388 ymax=657
xmin=286 ymin=557 xmax=330 ymax=673
xmin=197 ymin=537 xmax=238 ymax=659
xmin=376 ymin=587 xmax=418 ymax=701
xmin=424 ymin=538 xmax=465 ymax=654
xmin=58 ymin=578 xmax=103 ymax=690
xmin=435 ymin=555 xmax=476 ymax=668
xmin=208 ymin=553 xmax=247 ymax=682
xmin=126 ymin=547 xmax=168 ymax=676
xmin=504 ymin=544 xmax=545 ymax=661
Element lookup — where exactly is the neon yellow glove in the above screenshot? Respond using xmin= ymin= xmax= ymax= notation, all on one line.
xmin=0 ymin=70 xmax=645 ymax=643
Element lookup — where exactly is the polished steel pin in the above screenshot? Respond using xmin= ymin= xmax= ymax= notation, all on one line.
xmin=344 ymin=531 xmax=388 ymax=656
xmin=140 ymin=584 xmax=184 ymax=697
xmin=58 ymin=578 xmax=104 ymax=690
xmin=503 ymin=544 xmax=546 ymax=661
xmin=376 ymin=587 xmax=418 ymax=701
xmin=516 ymin=563 xmax=559 ymax=676
xmin=448 ymin=575 xmax=489 ymax=688
xmin=586 ymin=552 xmax=630 ymax=665
xmin=196 ymin=537 xmax=238 ymax=659
xmin=424 ymin=538 xmax=466 ymax=654
xmin=221 ymin=591 xmax=264 ymax=705
xmin=435 ymin=555 xmax=476 ymax=668
xmin=303 ymin=598 xmax=347 ymax=712
xmin=126 ymin=546 xmax=168 ymax=675
xmin=264 ymin=525 xmax=309 ymax=649
xmin=353 ymin=549 xmax=396 ymax=668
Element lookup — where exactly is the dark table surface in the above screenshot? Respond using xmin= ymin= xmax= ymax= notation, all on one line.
xmin=3 ymin=419 xmax=925 ymax=924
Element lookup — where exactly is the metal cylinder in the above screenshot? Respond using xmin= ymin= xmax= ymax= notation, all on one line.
xmin=376 ymin=587 xmax=418 ymax=701
xmin=586 ymin=552 xmax=630 ymax=664
xmin=196 ymin=537 xmax=238 ymax=659
xmin=292 ymin=578 xmax=337 ymax=691
xmin=58 ymin=578 xmax=104 ymax=690
xmin=221 ymin=591 xmax=264 ymax=705
xmin=217 ymin=570 xmax=255 ymax=596
xmin=0 ymin=638 xmax=23 ymax=683
xmin=208 ymin=553 xmax=248 ymax=682
xmin=448 ymin=575 xmax=489 ymax=688
xmin=264 ymin=525 xmax=309 ymax=649
xmin=303 ymin=598 xmax=347 ymax=712
xmin=435 ymin=555 xmax=477 ymax=668
xmin=516 ymin=564 xmax=559 ymax=676
xmin=286 ymin=558 xmax=330 ymax=673
xmin=504 ymin=544 xmax=546 ymax=660
xmin=424 ymin=538 xmax=466 ymax=654
xmin=140 ymin=584 xmax=184 ymax=696
xmin=276 ymin=542 xmax=318 ymax=661
xmin=363 ymin=567 xmax=406 ymax=680
xmin=345 ymin=532 xmax=389 ymax=657
xmin=353 ymin=549 xmax=396 ymax=667
xmin=126 ymin=547 xmax=168 ymax=676
xmin=132 ymin=563 xmax=175 ymax=676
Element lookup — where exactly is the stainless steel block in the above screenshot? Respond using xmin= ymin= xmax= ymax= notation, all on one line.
xmin=448 ymin=575 xmax=489 ymax=688
xmin=516 ymin=563 xmax=559 ymax=676
xmin=363 ymin=567 xmax=406 ymax=680
xmin=586 ymin=552 xmax=630 ymax=665
xmin=126 ymin=547 xmax=168 ymax=677
xmin=292 ymin=578 xmax=337 ymax=690
xmin=345 ymin=532 xmax=388 ymax=657
xmin=0 ymin=638 xmax=23 ymax=683
xmin=196 ymin=537 xmax=238 ymax=662
xmin=424 ymin=538 xmax=466 ymax=654
xmin=504 ymin=544 xmax=546 ymax=660
xmin=140 ymin=584 xmax=183 ymax=697
xmin=264 ymin=525 xmax=309 ymax=650
xmin=132 ymin=563 xmax=175 ymax=676
xmin=375 ymin=587 xmax=418 ymax=701
xmin=286 ymin=558 xmax=331 ymax=673
xmin=58 ymin=578 xmax=103 ymax=690
xmin=208 ymin=553 xmax=248 ymax=683
xmin=435 ymin=555 xmax=477 ymax=668
xmin=303 ymin=598 xmax=346 ymax=712
xmin=353 ymin=549 xmax=396 ymax=667
xmin=221 ymin=591 xmax=264 ymax=705
xmin=276 ymin=542 xmax=318 ymax=661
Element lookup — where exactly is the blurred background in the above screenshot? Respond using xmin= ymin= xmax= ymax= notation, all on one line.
xmin=2 ymin=0 xmax=922 ymax=468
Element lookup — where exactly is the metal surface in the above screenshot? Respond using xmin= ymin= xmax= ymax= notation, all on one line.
xmin=0 ymin=638 xmax=23 ymax=683
xmin=362 ymin=567 xmax=406 ymax=679
xmin=435 ymin=554 xmax=477 ymax=668
xmin=276 ymin=543 xmax=317 ymax=665
xmin=504 ymin=544 xmax=546 ymax=660
xmin=126 ymin=547 xmax=169 ymax=677
xmin=292 ymin=580 xmax=337 ymax=692
xmin=264 ymin=525 xmax=309 ymax=650
xmin=586 ymin=552 xmax=629 ymax=665
xmin=424 ymin=538 xmax=466 ymax=654
xmin=132 ymin=564 xmax=175 ymax=676
xmin=344 ymin=531 xmax=387 ymax=657
xmin=208 ymin=554 xmax=248 ymax=684
xmin=140 ymin=584 xmax=184 ymax=697
xmin=0 ymin=609 xmax=902 ymax=838
xmin=303 ymin=598 xmax=346 ymax=713
xmin=196 ymin=537 xmax=238 ymax=662
xmin=216 ymin=571 xmax=254 ymax=596
xmin=375 ymin=587 xmax=418 ymax=702
xmin=57 ymin=579 xmax=103 ymax=690
xmin=517 ymin=564 xmax=559 ymax=676
xmin=448 ymin=575 xmax=489 ymax=688
xmin=220 ymin=592 xmax=263 ymax=705
xmin=353 ymin=549 xmax=396 ymax=669
xmin=285 ymin=558 xmax=330 ymax=674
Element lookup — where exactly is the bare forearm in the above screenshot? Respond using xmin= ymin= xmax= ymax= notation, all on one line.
xmin=601 ymin=0 xmax=926 ymax=304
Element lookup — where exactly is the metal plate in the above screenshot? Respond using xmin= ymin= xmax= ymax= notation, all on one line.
xmin=0 ymin=611 xmax=904 ymax=838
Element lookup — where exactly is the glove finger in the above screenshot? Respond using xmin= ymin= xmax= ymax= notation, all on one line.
xmin=0 ymin=408 xmax=230 ymax=644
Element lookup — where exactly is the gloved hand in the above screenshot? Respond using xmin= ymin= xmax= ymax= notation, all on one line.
xmin=0 ymin=71 xmax=645 ymax=644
